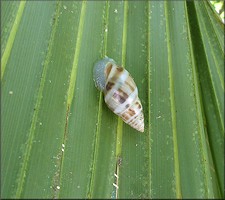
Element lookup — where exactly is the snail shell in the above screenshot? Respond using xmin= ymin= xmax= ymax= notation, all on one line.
xmin=93 ymin=57 xmax=144 ymax=132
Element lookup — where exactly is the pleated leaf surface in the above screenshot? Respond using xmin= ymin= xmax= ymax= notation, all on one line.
xmin=1 ymin=1 xmax=224 ymax=198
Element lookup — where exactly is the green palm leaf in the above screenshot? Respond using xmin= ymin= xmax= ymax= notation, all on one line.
xmin=1 ymin=1 xmax=224 ymax=198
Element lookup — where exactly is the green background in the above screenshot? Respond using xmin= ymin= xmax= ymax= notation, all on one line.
xmin=1 ymin=1 xmax=224 ymax=198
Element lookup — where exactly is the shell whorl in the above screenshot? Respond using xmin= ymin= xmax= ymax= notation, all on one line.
xmin=93 ymin=57 xmax=116 ymax=91
xmin=93 ymin=57 xmax=144 ymax=132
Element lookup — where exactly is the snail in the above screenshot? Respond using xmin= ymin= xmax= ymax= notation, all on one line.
xmin=93 ymin=57 xmax=144 ymax=132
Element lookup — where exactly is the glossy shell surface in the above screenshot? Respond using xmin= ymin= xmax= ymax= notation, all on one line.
xmin=93 ymin=57 xmax=144 ymax=132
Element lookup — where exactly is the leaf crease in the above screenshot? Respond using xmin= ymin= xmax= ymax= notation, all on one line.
xmin=1 ymin=1 xmax=26 ymax=79
xmin=57 ymin=1 xmax=87 ymax=197
xmin=14 ymin=1 xmax=61 ymax=198
xmin=115 ymin=1 xmax=128 ymax=198
xmin=164 ymin=2 xmax=182 ymax=198
xmin=88 ymin=1 xmax=109 ymax=198
xmin=147 ymin=1 xmax=152 ymax=198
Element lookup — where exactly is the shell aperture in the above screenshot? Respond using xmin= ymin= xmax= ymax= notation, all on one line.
xmin=93 ymin=57 xmax=116 ymax=91
xmin=93 ymin=57 xmax=144 ymax=132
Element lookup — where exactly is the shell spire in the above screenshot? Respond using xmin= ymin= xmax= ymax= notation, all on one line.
xmin=93 ymin=57 xmax=144 ymax=132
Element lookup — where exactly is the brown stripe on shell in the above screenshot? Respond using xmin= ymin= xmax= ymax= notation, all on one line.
xmin=135 ymin=101 xmax=142 ymax=109
xmin=128 ymin=108 xmax=136 ymax=117
xmin=116 ymin=66 xmax=124 ymax=72
xmin=129 ymin=117 xmax=137 ymax=125
xmin=109 ymin=66 xmax=125 ymax=83
xmin=105 ymin=81 xmax=115 ymax=91
xmin=125 ymin=80 xmax=135 ymax=91
xmin=112 ymin=89 xmax=129 ymax=104
xmin=121 ymin=113 xmax=130 ymax=121
xmin=122 ymin=108 xmax=144 ymax=132
xmin=128 ymin=112 xmax=144 ymax=132
xmin=105 ymin=63 xmax=113 ymax=79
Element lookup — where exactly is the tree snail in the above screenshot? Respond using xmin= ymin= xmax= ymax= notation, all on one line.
xmin=93 ymin=57 xmax=144 ymax=132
